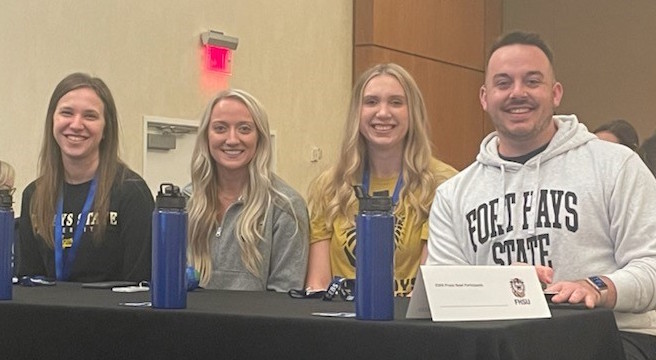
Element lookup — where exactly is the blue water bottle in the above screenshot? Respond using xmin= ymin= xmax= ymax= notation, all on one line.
xmin=152 ymin=183 xmax=187 ymax=309
xmin=354 ymin=185 xmax=395 ymax=320
xmin=0 ymin=189 xmax=14 ymax=300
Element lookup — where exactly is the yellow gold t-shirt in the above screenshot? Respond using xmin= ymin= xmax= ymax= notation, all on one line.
xmin=310 ymin=158 xmax=457 ymax=296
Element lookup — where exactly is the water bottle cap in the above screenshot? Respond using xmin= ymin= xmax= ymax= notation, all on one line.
xmin=353 ymin=185 xmax=393 ymax=213
xmin=0 ymin=188 xmax=13 ymax=209
xmin=156 ymin=183 xmax=186 ymax=209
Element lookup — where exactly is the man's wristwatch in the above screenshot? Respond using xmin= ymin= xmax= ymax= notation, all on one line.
xmin=586 ymin=276 xmax=608 ymax=294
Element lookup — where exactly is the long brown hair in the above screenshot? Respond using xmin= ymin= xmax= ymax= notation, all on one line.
xmin=30 ymin=72 xmax=124 ymax=247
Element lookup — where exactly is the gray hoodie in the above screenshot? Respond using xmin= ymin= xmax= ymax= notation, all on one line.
xmin=427 ymin=114 xmax=656 ymax=336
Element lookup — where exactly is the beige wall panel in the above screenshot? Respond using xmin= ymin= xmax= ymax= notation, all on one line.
xmin=356 ymin=0 xmax=486 ymax=70
xmin=355 ymin=46 xmax=486 ymax=170
xmin=484 ymin=0 xmax=504 ymax=58
xmin=504 ymin=0 xmax=656 ymax=142
xmin=0 ymin=1 xmax=353 ymax=212
xmin=483 ymin=0 xmax=504 ymax=136
xmin=502 ymin=1 xmax=555 ymax=46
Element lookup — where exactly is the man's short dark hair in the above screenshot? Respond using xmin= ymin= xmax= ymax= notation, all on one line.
xmin=487 ymin=31 xmax=554 ymax=66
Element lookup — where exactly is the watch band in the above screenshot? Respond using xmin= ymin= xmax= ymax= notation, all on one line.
xmin=586 ymin=276 xmax=608 ymax=293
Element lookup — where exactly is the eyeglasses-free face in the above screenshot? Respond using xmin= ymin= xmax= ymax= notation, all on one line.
xmin=480 ymin=44 xmax=563 ymax=156
xmin=207 ymin=98 xmax=259 ymax=175
xmin=359 ymin=74 xmax=409 ymax=155
xmin=52 ymin=87 xmax=106 ymax=168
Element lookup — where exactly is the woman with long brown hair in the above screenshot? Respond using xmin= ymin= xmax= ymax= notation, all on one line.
xmin=18 ymin=73 xmax=153 ymax=282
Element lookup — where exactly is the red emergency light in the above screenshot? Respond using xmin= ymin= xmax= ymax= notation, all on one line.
xmin=205 ymin=45 xmax=232 ymax=73
xmin=200 ymin=30 xmax=239 ymax=74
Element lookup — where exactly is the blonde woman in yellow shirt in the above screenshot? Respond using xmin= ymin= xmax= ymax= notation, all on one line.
xmin=306 ymin=63 xmax=457 ymax=296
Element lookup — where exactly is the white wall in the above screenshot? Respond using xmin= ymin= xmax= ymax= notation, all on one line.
xmin=0 ymin=0 xmax=352 ymax=213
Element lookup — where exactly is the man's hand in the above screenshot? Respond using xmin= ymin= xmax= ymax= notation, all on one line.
xmin=545 ymin=276 xmax=616 ymax=309
xmin=513 ymin=262 xmax=554 ymax=286
xmin=545 ymin=280 xmax=601 ymax=309
xmin=533 ymin=265 xmax=554 ymax=286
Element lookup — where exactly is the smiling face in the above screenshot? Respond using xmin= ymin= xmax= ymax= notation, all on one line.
xmin=52 ymin=87 xmax=106 ymax=166
xmin=358 ymin=74 xmax=409 ymax=154
xmin=480 ymin=44 xmax=563 ymax=156
xmin=207 ymin=98 xmax=258 ymax=175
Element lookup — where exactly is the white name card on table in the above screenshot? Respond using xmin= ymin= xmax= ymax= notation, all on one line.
xmin=407 ymin=265 xmax=551 ymax=322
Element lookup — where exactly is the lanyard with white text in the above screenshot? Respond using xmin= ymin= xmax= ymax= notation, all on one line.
xmin=55 ymin=177 xmax=97 ymax=281
xmin=361 ymin=161 xmax=403 ymax=205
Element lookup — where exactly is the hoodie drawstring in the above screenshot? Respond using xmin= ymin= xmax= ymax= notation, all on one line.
xmin=528 ymin=156 xmax=543 ymax=235
xmin=499 ymin=164 xmax=506 ymax=228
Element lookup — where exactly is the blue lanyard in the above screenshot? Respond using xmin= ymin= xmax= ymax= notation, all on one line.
xmin=362 ymin=161 xmax=403 ymax=205
xmin=55 ymin=176 xmax=97 ymax=281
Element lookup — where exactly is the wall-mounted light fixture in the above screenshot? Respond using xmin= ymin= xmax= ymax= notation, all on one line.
xmin=201 ymin=30 xmax=239 ymax=50
xmin=200 ymin=30 xmax=239 ymax=73
xmin=147 ymin=123 xmax=197 ymax=151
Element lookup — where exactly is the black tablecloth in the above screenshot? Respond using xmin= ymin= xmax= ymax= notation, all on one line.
xmin=0 ymin=283 xmax=625 ymax=360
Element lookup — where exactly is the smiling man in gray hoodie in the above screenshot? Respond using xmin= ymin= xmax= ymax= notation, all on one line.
xmin=427 ymin=31 xmax=656 ymax=359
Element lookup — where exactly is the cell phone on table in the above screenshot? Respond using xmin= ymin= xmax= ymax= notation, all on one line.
xmin=82 ymin=281 xmax=137 ymax=289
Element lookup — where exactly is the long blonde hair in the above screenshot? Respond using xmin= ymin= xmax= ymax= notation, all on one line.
xmin=30 ymin=73 xmax=124 ymax=247
xmin=308 ymin=63 xmax=439 ymax=227
xmin=187 ymin=89 xmax=298 ymax=286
